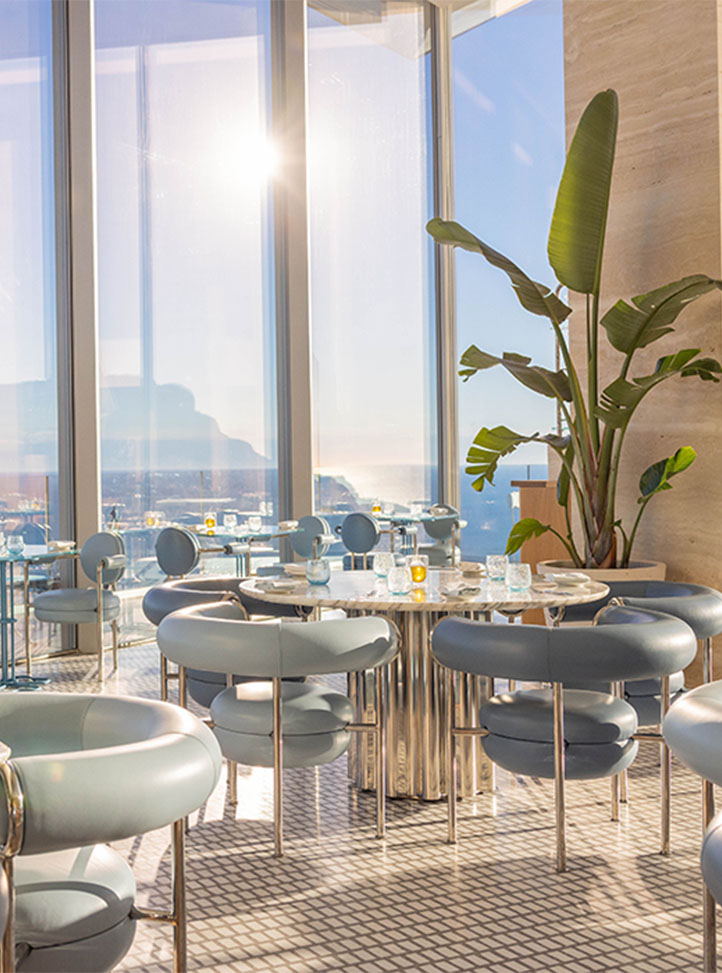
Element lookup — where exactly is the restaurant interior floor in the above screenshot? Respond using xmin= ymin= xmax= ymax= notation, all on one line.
xmin=23 ymin=599 xmax=707 ymax=973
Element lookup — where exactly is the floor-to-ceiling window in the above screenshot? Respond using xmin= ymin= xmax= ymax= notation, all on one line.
xmin=453 ymin=0 xmax=565 ymax=559
xmin=0 ymin=0 xmax=59 ymax=545
xmin=307 ymin=1 xmax=437 ymax=540
xmin=94 ymin=0 xmax=277 ymax=586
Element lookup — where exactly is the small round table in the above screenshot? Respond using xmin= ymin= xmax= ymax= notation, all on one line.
xmin=239 ymin=572 xmax=609 ymax=801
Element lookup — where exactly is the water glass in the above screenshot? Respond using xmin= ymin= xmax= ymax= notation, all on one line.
xmin=387 ymin=565 xmax=412 ymax=595
xmin=248 ymin=514 xmax=262 ymax=532
xmin=306 ymin=558 xmax=331 ymax=585
xmin=505 ymin=562 xmax=532 ymax=590
xmin=486 ymin=554 xmax=509 ymax=581
xmin=374 ymin=551 xmax=396 ymax=578
xmin=382 ymin=501 xmax=395 ymax=516
xmin=223 ymin=513 xmax=238 ymax=533
xmin=7 ymin=535 xmax=24 ymax=556
xmin=407 ymin=554 xmax=428 ymax=585
xmin=0 ymin=532 xmax=5 ymax=554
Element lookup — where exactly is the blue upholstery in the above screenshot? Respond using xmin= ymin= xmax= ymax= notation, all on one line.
xmin=78 ymin=532 xmax=126 ymax=587
xmin=34 ymin=587 xmax=120 ymax=624
xmin=338 ymin=513 xmax=380 ymax=555
xmin=155 ymin=526 xmax=200 ymax=577
xmin=663 ymin=681 xmax=722 ymax=786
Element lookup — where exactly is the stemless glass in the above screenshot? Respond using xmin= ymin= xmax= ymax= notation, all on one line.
xmin=382 ymin=501 xmax=395 ymax=516
xmin=0 ymin=532 xmax=6 ymax=554
xmin=204 ymin=512 xmax=216 ymax=534
xmin=387 ymin=565 xmax=412 ymax=595
xmin=486 ymin=554 xmax=509 ymax=581
xmin=371 ymin=499 xmax=382 ymax=516
xmin=7 ymin=535 xmax=24 ymax=556
xmin=306 ymin=558 xmax=331 ymax=585
xmin=407 ymin=554 xmax=428 ymax=585
xmin=223 ymin=513 xmax=238 ymax=533
xmin=248 ymin=515 xmax=262 ymax=532
xmin=505 ymin=562 xmax=532 ymax=591
xmin=374 ymin=551 xmax=396 ymax=578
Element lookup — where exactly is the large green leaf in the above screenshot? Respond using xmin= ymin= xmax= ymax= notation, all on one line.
xmin=506 ymin=518 xmax=551 ymax=556
xmin=426 ymin=218 xmax=571 ymax=323
xmin=638 ymin=446 xmax=696 ymax=501
xmin=595 ymin=349 xmax=721 ymax=428
xmin=601 ymin=275 xmax=722 ymax=355
xmin=459 ymin=345 xmax=572 ymax=400
xmin=465 ymin=425 xmax=568 ymax=492
xmin=547 ymin=89 xmax=618 ymax=295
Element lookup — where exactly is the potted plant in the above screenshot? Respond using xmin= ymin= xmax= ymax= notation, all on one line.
xmin=427 ymin=89 xmax=721 ymax=574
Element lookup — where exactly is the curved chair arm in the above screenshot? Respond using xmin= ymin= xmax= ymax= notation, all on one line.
xmin=0 ymin=695 xmax=222 ymax=856
xmin=158 ymin=605 xmax=397 ymax=678
xmin=223 ymin=543 xmax=246 ymax=557
xmin=98 ymin=553 xmax=126 ymax=573
xmin=663 ymin=681 xmax=722 ymax=787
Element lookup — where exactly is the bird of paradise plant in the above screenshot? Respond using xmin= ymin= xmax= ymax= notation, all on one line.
xmin=427 ymin=89 xmax=721 ymax=568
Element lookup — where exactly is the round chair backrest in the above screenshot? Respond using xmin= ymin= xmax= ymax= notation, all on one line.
xmin=155 ymin=526 xmax=200 ymax=577
xmin=80 ymin=531 xmax=125 ymax=586
xmin=432 ymin=605 xmax=697 ymax=684
xmin=142 ymin=575 xmax=307 ymax=626
xmin=663 ymin=681 xmax=722 ymax=787
xmin=339 ymin=513 xmax=379 ymax=554
xmin=157 ymin=602 xmax=396 ymax=678
xmin=423 ymin=504 xmax=460 ymax=542
xmin=291 ymin=515 xmax=332 ymax=560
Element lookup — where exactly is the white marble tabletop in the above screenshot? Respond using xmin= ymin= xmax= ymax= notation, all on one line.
xmin=239 ymin=570 xmax=609 ymax=613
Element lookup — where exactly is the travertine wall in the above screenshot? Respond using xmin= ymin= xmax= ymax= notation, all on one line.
xmin=563 ymin=0 xmax=722 ymax=680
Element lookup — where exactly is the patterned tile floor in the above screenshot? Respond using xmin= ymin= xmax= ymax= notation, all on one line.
xmin=24 ymin=610 xmax=709 ymax=973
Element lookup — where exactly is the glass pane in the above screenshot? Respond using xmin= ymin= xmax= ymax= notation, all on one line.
xmin=95 ymin=0 xmax=277 ymax=590
xmin=454 ymin=0 xmax=565 ymax=559
xmin=307 ymin=2 xmax=436 ymax=544
xmin=0 ymin=0 xmax=58 ymax=544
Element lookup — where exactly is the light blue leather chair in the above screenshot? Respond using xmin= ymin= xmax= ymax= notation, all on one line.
xmin=0 ymin=692 xmax=221 ymax=972
xmin=33 ymin=532 xmax=126 ymax=684
xmin=337 ymin=513 xmax=380 ymax=570
xmin=158 ymin=602 xmax=398 ymax=857
xmin=551 ymin=581 xmax=722 ymax=724
xmin=256 ymin=515 xmax=335 ymax=577
xmin=431 ymin=604 xmax=697 ymax=871
xmin=664 ymin=681 xmax=722 ymax=972
xmin=418 ymin=504 xmax=461 ymax=567
xmin=143 ymin=575 xmax=309 ymax=707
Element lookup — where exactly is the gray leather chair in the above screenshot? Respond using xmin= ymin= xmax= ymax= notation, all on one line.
xmin=337 ymin=513 xmax=380 ymax=571
xmin=431 ymin=604 xmax=697 ymax=871
xmin=33 ymin=532 xmax=126 ymax=684
xmin=142 ymin=575 xmax=308 ymax=705
xmin=157 ymin=602 xmax=398 ymax=857
xmin=256 ymin=515 xmax=335 ymax=577
xmin=418 ymin=504 xmax=461 ymax=567
xmin=0 ymin=692 xmax=221 ymax=972
xmin=664 ymin=681 xmax=722 ymax=972
xmin=552 ymin=581 xmax=722 ymax=724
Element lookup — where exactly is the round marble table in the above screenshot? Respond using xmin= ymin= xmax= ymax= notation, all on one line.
xmin=239 ymin=571 xmax=609 ymax=801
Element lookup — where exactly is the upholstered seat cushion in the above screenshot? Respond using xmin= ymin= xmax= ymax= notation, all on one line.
xmin=211 ymin=681 xmax=353 ymax=736
xmin=14 ymin=845 xmax=136 ymax=972
xmin=34 ymin=588 xmax=120 ymax=624
xmin=480 ymin=689 xmax=638 ymax=744
xmin=663 ymin=681 xmax=722 ymax=786
xmin=702 ymin=812 xmax=722 ymax=905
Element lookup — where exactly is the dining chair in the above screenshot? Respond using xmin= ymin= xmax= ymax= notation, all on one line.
xmin=256 ymin=514 xmax=335 ymax=577
xmin=32 ymin=531 xmax=126 ymax=683
xmin=664 ymin=680 xmax=722 ymax=972
xmin=0 ymin=692 xmax=221 ymax=972
xmin=418 ymin=504 xmax=462 ymax=567
xmin=157 ymin=602 xmax=398 ymax=857
xmin=337 ymin=512 xmax=380 ymax=570
xmin=431 ymin=604 xmax=697 ymax=871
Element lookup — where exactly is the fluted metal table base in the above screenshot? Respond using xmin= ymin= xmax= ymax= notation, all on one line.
xmin=348 ymin=610 xmax=492 ymax=800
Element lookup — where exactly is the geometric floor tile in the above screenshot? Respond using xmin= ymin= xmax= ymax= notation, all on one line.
xmin=27 ymin=605 xmax=708 ymax=973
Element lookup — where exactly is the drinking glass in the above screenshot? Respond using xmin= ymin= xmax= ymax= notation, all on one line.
xmin=204 ymin=512 xmax=216 ymax=533
xmin=409 ymin=503 xmax=422 ymax=517
xmin=374 ymin=551 xmax=396 ymax=578
xmin=505 ymin=562 xmax=532 ymax=590
xmin=387 ymin=565 xmax=412 ymax=595
xmin=306 ymin=558 xmax=331 ymax=585
xmin=223 ymin=513 xmax=238 ymax=533
xmin=248 ymin=514 xmax=262 ymax=532
xmin=371 ymin=499 xmax=382 ymax=516
xmin=7 ymin=535 xmax=24 ymax=556
xmin=486 ymin=554 xmax=509 ymax=581
xmin=382 ymin=501 xmax=395 ymax=516
xmin=0 ymin=532 xmax=6 ymax=554
xmin=407 ymin=554 xmax=428 ymax=585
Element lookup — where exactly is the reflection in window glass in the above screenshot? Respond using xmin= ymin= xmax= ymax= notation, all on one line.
xmin=307 ymin=2 xmax=436 ymax=536
xmin=95 ymin=1 xmax=277 ymax=587
xmin=454 ymin=0 xmax=564 ymax=558
xmin=0 ymin=1 xmax=58 ymax=544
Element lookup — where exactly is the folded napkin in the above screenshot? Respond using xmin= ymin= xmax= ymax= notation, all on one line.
xmin=48 ymin=540 xmax=75 ymax=552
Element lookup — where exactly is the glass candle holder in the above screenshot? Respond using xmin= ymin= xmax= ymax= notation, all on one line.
xmin=486 ymin=553 xmax=509 ymax=581
xmin=505 ymin=562 xmax=532 ymax=591
xmin=373 ymin=551 xmax=396 ymax=578
xmin=306 ymin=558 xmax=331 ymax=585
xmin=7 ymin=535 xmax=24 ymax=556
xmin=371 ymin=499 xmax=382 ymax=516
xmin=387 ymin=565 xmax=412 ymax=595
xmin=407 ymin=554 xmax=429 ymax=585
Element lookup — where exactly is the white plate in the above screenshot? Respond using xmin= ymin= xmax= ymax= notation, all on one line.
xmin=256 ymin=580 xmax=298 ymax=592
xmin=458 ymin=561 xmax=485 ymax=576
xmin=284 ymin=564 xmax=307 ymax=577
xmin=548 ymin=572 xmax=591 ymax=586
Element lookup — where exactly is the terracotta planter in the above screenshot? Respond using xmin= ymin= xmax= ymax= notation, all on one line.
xmin=536 ymin=559 xmax=667 ymax=583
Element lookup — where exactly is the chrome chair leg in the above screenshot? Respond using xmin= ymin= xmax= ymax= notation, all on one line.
xmin=273 ymin=676 xmax=283 ymax=858
xmin=446 ymin=668 xmax=457 ymax=844
xmin=705 ymin=637 xmax=714 ymax=684
xmin=620 ymin=767 xmax=629 ymax=804
xmin=96 ymin=564 xmax=105 ymax=684
xmin=704 ymin=779 xmax=717 ymax=972
xmin=111 ymin=619 xmax=119 ymax=672
xmin=2 ymin=857 xmax=15 ymax=973
xmin=661 ymin=674 xmax=671 ymax=855
xmin=178 ymin=666 xmax=187 ymax=709
xmin=171 ymin=818 xmax=186 ymax=973
xmin=23 ymin=562 xmax=31 ymax=677
xmin=160 ymin=655 xmax=169 ymax=701
xmin=375 ymin=667 xmax=386 ymax=838
xmin=553 ymin=681 xmax=566 ymax=872
xmin=611 ymin=773 xmax=620 ymax=821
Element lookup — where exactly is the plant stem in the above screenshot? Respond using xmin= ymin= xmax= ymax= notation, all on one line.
xmin=588 ymin=292 xmax=600 ymax=454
